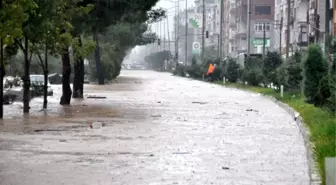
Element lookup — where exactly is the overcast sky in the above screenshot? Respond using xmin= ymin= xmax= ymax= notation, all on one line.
xmin=152 ymin=0 xmax=195 ymax=39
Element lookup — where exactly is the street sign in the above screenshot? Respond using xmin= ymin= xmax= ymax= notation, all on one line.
xmin=192 ymin=42 xmax=201 ymax=54
xmin=189 ymin=14 xmax=202 ymax=29
xmin=252 ymin=38 xmax=271 ymax=47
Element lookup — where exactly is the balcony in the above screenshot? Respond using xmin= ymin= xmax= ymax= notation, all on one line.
xmin=235 ymin=24 xmax=247 ymax=37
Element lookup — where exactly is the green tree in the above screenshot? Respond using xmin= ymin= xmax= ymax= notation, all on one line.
xmin=0 ymin=0 xmax=36 ymax=117
xmin=3 ymin=0 xmax=37 ymax=113
xmin=98 ymin=22 xmax=158 ymax=79
xmin=276 ymin=52 xmax=302 ymax=92
xmin=226 ymin=58 xmax=240 ymax=83
xmin=326 ymin=36 xmax=336 ymax=111
xmin=30 ymin=0 xmax=74 ymax=109
xmin=303 ymin=45 xmax=329 ymax=105
xmin=262 ymin=51 xmax=282 ymax=86
xmin=82 ymin=0 xmax=164 ymax=85
xmin=286 ymin=52 xmax=302 ymax=91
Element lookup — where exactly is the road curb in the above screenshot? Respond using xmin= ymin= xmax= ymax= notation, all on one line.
xmin=183 ymin=78 xmax=322 ymax=184
xmin=227 ymin=87 xmax=322 ymax=185
xmin=228 ymin=87 xmax=322 ymax=185
xmin=232 ymin=87 xmax=322 ymax=185
xmin=263 ymin=95 xmax=322 ymax=185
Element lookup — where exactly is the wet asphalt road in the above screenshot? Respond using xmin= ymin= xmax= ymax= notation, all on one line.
xmin=0 ymin=70 xmax=309 ymax=185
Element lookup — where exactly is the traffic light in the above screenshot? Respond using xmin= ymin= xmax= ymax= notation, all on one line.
xmin=205 ymin=31 xmax=209 ymax=38
xmin=158 ymin=39 xmax=161 ymax=45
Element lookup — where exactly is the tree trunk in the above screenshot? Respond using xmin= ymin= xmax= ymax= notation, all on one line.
xmin=60 ymin=47 xmax=72 ymax=105
xmin=23 ymin=36 xmax=30 ymax=113
xmin=93 ymin=30 xmax=104 ymax=85
xmin=73 ymin=36 xmax=84 ymax=98
xmin=0 ymin=38 xmax=4 ymax=118
xmin=43 ymin=44 xmax=48 ymax=109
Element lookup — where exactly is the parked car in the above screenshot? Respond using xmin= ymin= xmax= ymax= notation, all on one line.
xmin=30 ymin=74 xmax=53 ymax=96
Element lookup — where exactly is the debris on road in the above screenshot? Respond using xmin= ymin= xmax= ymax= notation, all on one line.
xmin=90 ymin=122 xmax=103 ymax=129
xmin=151 ymin=114 xmax=162 ymax=118
xmin=59 ymin=139 xmax=67 ymax=143
xmin=87 ymin=95 xmax=107 ymax=99
xmin=246 ymin=108 xmax=259 ymax=112
xmin=192 ymin=101 xmax=207 ymax=105
xmin=222 ymin=166 xmax=230 ymax=170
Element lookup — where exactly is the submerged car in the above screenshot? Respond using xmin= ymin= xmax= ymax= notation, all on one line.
xmin=30 ymin=74 xmax=53 ymax=96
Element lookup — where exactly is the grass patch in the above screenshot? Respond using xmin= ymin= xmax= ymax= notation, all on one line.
xmin=216 ymin=81 xmax=335 ymax=184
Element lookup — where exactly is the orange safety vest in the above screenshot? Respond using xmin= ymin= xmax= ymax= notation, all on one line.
xmin=206 ymin=64 xmax=215 ymax=75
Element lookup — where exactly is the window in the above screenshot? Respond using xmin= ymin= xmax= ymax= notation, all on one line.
xmin=255 ymin=6 xmax=271 ymax=15
xmin=254 ymin=23 xmax=271 ymax=31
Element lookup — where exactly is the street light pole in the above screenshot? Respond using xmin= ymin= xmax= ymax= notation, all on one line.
xmin=219 ymin=0 xmax=223 ymax=60
xmin=167 ymin=17 xmax=171 ymax=53
xmin=286 ymin=0 xmax=290 ymax=58
xmin=247 ymin=0 xmax=251 ymax=56
xmin=184 ymin=0 xmax=188 ymax=66
xmin=201 ymin=0 xmax=205 ymax=63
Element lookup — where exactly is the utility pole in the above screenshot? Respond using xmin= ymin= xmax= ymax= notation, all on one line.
xmin=167 ymin=17 xmax=171 ymax=54
xmin=0 ymin=0 xmax=3 ymax=118
xmin=160 ymin=20 xmax=163 ymax=51
xmin=247 ymin=0 xmax=251 ymax=56
xmin=286 ymin=0 xmax=291 ymax=58
xmin=174 ymin=1 xmax=178 ymax=56
xmin=263 ymin=23 xmax=266 ymax=57
xmin=164 ymin=19 xmax=166 ymax=51
xmin=184 ymin=0 xmax=188 ymax=66
xmin=201 ymin=0 xmax=205 ymax=63
xmin=299 ymin=23 xmax=303 ymax=51
xmin=280 ymin=17 xmax=283 ymax=55
xmin=219 ymin=0 xmax=223 ymax=60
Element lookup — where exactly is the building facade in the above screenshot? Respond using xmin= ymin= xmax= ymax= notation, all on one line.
xmin=274 ymin=0 xmax=335 ymax=57
xmin=228 ymin=0 xmax=275 ymax=57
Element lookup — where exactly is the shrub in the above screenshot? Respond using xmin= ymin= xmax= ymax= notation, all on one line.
xmin=276 ymin=64 xmax=288 ymax=88
xmin=173 ymin=64 xmax=186 ymax=77
xmin=226 ymin=58 xmax=240 ymax=83
xmin=328 ymin=60 xmax=336 ymax=111
xmin=286 ymin=52 xmax=303 ymax=91
xmin=303 ymin=45 xmax=329 ymax=105
xmin=276 ymin=52 xmax=303 ymax=92
xmin=242 ymin=68 xmax=263 ymax=86
xmin=186 ymin=65 xmax=203 ymax=79
xmin=245 ymin=56 xmax=263 ymax=69
xmin=262 ymin=52 xmax=283 ymax=86
xmin=317 ymin=74 xmax=331 ymax=106
xmin=211 ymin=66 xmax=222 ymax=81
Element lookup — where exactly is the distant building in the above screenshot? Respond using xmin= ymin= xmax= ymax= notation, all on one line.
xmin=228 ymin=0 xmax=275 ymax=57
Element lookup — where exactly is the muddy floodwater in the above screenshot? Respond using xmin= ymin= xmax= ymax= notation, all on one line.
xmin=0 ymin=70 xmax=309 ymax=185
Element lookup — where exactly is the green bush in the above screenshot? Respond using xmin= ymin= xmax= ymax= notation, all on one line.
xmin=328 ymin=60 xmax=336 ymax=111
xmin=317 ymin=74 xmax=331 ymax=106
xmin=262 ymin=52 xmax=283 ymax=86
xmin=286 ymin=52 xmax=303 ymax=91
xmin=276 ymin=64 xmax=288 ymax=88
xmin=276 ymin=52 xmax=303 ymax=92
xmin=245 ymin=56 xmax=263 ymax=69
xmin=303 ymin=45 xmax=329 ymax=105
xmin=226 ymin=58 xmax=240 ymax=83
xmin=173 ymin=64 xmax=186 ymax=77
xmin=186 ymin=65 xmax=203 ymax=79
xmin=211 ymin=66 xmax=222 ymax=81
xmin=242 ymin=68 xmax=263 ymax=86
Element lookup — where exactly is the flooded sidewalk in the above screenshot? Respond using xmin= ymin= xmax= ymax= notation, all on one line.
xmin=0 ymin=70 xmax=309 ymax=185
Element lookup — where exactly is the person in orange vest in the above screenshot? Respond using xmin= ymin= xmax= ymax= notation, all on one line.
xmin=206 ymin=63 xmax=216 ymax=81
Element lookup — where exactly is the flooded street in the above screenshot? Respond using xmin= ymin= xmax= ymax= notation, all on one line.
xmin=0 ymin=70 xmax=309 ymax=185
